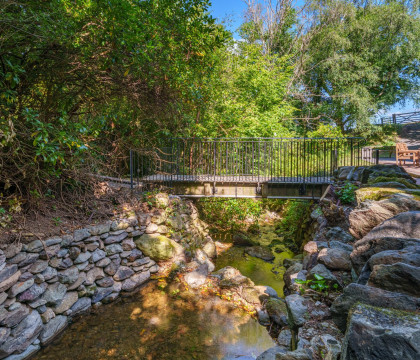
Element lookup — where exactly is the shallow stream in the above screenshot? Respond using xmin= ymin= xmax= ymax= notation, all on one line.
xmin=34 ymin=282 xmax=274 ymax=360
xmin=34 ymin=225 xmax=289 ymax=360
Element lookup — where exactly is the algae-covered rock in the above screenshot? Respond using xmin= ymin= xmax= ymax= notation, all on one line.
xmin=135 ymin=234 xmax=183 ymax=261
xmin=361 ymin=164 xmax=415 ymax=184
xmin=265 ymin=298 xmax=288 ymax=326
xmin=342 ymin=304 xmax=420 ymax=360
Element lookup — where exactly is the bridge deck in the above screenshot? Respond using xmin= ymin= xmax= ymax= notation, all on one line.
xmin=140 ymin=174 xmax=332 ymax=184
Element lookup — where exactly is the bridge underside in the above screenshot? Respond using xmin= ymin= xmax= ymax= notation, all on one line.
xmin=140 ymin=175 xmax=331 ymax=200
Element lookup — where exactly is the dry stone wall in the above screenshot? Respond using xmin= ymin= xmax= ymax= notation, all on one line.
xmin=0 ymin=194 xmax=209 ymax=360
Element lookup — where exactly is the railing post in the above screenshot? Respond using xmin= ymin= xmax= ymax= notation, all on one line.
xmin=392 ymin=113 xmax=396 ymax=125
xmin=375 ymin=149 xmax=380 ymax=164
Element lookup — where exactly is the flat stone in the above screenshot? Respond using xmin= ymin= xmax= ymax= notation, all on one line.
xmin=0 ymin=270 xmax=21 ymax=292
xmin=55 ymin=257 xmax=73 ymax=270
xmin=8 ymin=253 xmax=26 ymax=265
xmin=8 ymin=278 xmax=35 ymax=297
xmin=104 ymin=232 xmax=128 ymax=245
xmin=18 ymin=272 xmax=33 ymax=282
xmin=53 ymin=292 xmax=78 ymax=314
xmin=70 ymin=297 xmax=91 ymax=317
xmin=67 ymin=272 xmax=86 ymax=291
xmin=96 ymin=277 xmax=114 ymax=288
xmin=85 ymin=267 xmax=105 ymax=285
xmin=145 ymin=223 xmax=158 ymax=234
xmin=1 ymin=305 xmax=30 ymax=327
xmin=29 ymin=260 xmax=49 ymax=274
xmin=75 ymin=261 xmax=89 ymax=271
xmin=18 ymin=253 xmax=39 ymax=267
xmin=130 ymin=257 xmax=151 ymax=267
xmin=41 ymin=308 xmax=55 ymax=323
xmin=183 ymin=265 xmax=208 ymax=289
xmin=104 ymin=261 xmax=119 ymax=276
xmin=60 ymin=235 xmax=73 ymax=248
xmin=318 ymin=248 xmax=352 ymax=271
xmin=285 ymin=294 xmax=309 ymax=329
xmin=58 ymin=266 xmax=79 ymax=285
xmin=96 ymin=258 xmax=111 ymax=268
xmin=88 ymin=222 xmax=111 ymax=236
xmin=39 ymin=315 xmax=68 ymax=345
xmin=41 ymin=267 xmax=57 ymax=281
xmin=25 ymin=240 xmax=43 ymax=253
xmin=86 ymin=242 xmax=99 ymax=252
xmin=42 ymin=282 xmax=67 ymax=306
xmin=17 ymin=282 xmax=48 ymax=302
xmin=68 ymin=247 xmax=81 ymax=260
xmin=73 ymin=228 xmax=91 ymax=242
xmin=331 ymin=283 xmax=420 ymax=332
xmin=0 ymin=265 xmax=18 ymax=283
xmin=113 ymin=266 xmax=134 ymax=281
xmin=127 ymin=248 xmax=143 ymax=262
xmin=138 ymin=214 xmax=151 ymax=226
xmin=122 ymin=238 xmax=136 ymax=251
xmin=0 ymin=311 xmax=43 ymax=358
xmin=121 ymin=271 xmax=150 ymax=292
xmin=5 ymin=344 xmax=40 ymax=360
xmin=3 ymin=243 xmax=22 ymax=259
xmin=105 ymin=244 xmax=123 ymax=256
xmin=74 ymin=251 xmax=91 ymax=264
xmin=28 ymin=297 xmax=47 ymax=309
xmin=102 ymin=292 xmax=119 ymax=304
xmin=91 ymin=287 xmax=113 ymax=303
xmin=342 ymin=304 xmax=420 ymax=360
xmin=91 ymin=249 xmax=106 ymax=263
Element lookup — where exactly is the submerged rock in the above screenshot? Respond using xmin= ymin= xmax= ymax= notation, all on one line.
xmin=245 ymin=246 xmax=275 ymax=262
xmin=342 ymin=304 xmax=420 ymax=360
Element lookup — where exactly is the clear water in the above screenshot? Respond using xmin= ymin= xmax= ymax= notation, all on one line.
xmin=34 ymin=281 xmax=275 ymax=360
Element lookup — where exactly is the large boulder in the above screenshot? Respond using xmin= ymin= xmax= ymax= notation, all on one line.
xmin=360 ymin=164 xmax=415 ymax=184
xmin=265 ymin=298 xmax=288 ymax=326
xmin=245 ymin=246 xmax=275 ymax=261
xmin=317 ymin=248 xmax=352 ymax=271
xmin=331 ymin=283 xmax=420 ymax=332
xmin=368 ymin=262 xmax=420 ymax=297
xmin=349 ymin=194 xmax=420 ymax=239
xmin=285 ymin=294 xmax=310 ymax=329
xmin=135 ymin=233 xmax=183 ymax=261
xmin=341 ymin=304 xmax=420 ymax=360
xmin=350 ymin=211 xmax=420 ymax=274
xmin=357 ymin=246 xmax=420 ymax=284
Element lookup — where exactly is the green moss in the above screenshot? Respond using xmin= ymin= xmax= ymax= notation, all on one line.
xmin=356 ymin=187 xmax=420 ymax=202
xmin=368 ymin=176 xmax=418 ymax=189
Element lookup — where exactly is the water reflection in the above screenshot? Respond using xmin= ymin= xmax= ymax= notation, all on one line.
xmin=34 ymin=282 xmax=274 ymax=360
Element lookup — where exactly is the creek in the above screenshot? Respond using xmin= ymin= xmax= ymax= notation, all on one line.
xmin=34 ymin=224 xmax=291 ymax=360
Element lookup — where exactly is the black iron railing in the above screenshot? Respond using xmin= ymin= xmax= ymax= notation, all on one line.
xmin=130 ymin=137 xmax=370 ymax=188
xmin=376 ymin=111 xmax=420 ymax=126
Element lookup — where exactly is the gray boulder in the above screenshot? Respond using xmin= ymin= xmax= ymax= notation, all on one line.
xmin=256 ymin=346 xmax=287 ymax=360
xmin=285 ymin=294 xmax=309 ymax=329
xmin=342 ymin=304 xmax=420 ymax=360
xmin=351 ymin=211 xmax=420 ymax=274
xmin=317 ymin=248 xmax=352 ymax=271
xmin=331 ymin=283 xmax=420 ymax=332
xmin=368 ymin=262 xmax=420 ymax=297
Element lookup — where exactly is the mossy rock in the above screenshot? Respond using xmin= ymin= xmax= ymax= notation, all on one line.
xmin=135 ymin=233 xmax=183 ymax=261
xmin=368 ymin=176 xmax=419 ymax=189
xmin=361 ymin=164 xmax=415 ymax=184
xmin=265 ymin=298 xmax=288 ymax=326
xmin=356 ymin=187 xmax=420 ymax=203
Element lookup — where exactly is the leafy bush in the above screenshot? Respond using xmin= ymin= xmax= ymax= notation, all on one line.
xmin=337 ymin=182 xmax=357 ymax=204
xmin=295 ymin=274 xmax=339 ymax=294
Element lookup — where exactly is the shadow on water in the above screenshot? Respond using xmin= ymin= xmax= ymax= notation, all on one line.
xmin=34 ymin=282 xmax=274 ymax=360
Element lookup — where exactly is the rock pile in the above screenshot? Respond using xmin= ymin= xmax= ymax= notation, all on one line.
xmin=258 ymin=165 xmax=420 ymax=360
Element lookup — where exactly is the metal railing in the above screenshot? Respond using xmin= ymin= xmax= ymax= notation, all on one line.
xmin=376 ymin=111 xmax=420 ymax=126
xmin=130 ymin=137 xmax=369 ymax=189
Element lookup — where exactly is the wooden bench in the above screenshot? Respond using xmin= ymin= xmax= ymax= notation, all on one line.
xmin=396 ymin=143 xmax=420 ymax=166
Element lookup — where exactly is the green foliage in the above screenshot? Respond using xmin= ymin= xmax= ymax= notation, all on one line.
xmin=337 ymin=182 xmax=357 ymax=204
xmin=300 ymin=0 xmax=420 ymax=132
xmin=197 ymin=198 xmax=265 ymax=230
xmin=276 ymin=200 xmax=312 ymax=240
xmin=295 ymin=274 xmax=339 ymax=294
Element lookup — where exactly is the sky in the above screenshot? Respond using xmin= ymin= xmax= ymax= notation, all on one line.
xmin=208 ymin=0 xmax=418 ymax=116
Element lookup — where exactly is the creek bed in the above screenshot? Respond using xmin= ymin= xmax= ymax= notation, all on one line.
xmin=33 ymin=281 xmax=274 ymax=360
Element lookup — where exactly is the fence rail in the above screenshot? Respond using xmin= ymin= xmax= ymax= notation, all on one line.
xmin=130 ymin=137 xmax=370 ymax=190
xmin=376 ymin=111 xmax=420 ymax=126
